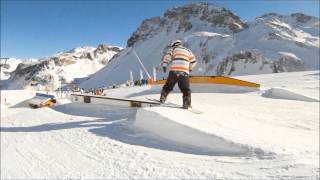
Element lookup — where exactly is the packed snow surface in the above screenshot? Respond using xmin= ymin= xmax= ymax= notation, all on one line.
xmin=1 ymin=71 xmax=319 ymax=179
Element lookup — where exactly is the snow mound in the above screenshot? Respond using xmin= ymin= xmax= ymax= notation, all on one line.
xmin=261 ymin=88 xmax=319 ymax=102
xmin=184 ymin=31 xmax=230 ymax=40
xmin=55 ymin=98 xmax=72 ymax=105
xmin=278 ymin=51 xmax=300 ymax=59
xmin=135 ymin=107 xmax=268 ymax=157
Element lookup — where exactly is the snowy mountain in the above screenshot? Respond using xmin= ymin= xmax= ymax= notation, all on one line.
xmin=1 ymin=58 xmax=36 ymax=80
xmin=6 ymin=44 xmax=122 ymax=90
xmin=1 ymin=58 xmax=23 ymax=80
xmin=81 ymin=2 xmax=319 ymax=89
xmin=0 ymin=58 xmax=39 ymax=89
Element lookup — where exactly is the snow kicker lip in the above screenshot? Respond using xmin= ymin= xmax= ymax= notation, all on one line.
xmin=135 ymin=108 xmax=271 ymax=158
xmin=261 ymin=88 xmax=319 ymax=102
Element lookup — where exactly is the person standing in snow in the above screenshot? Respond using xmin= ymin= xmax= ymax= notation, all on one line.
xmin=159 ymin=40 xmax=196 ymax=109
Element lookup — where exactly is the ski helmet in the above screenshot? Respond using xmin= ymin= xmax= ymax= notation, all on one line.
xmin=170 ymin=40 xmax=182 ymax=47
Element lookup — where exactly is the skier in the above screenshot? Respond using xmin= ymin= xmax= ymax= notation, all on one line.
xmin=159 ymin=40 xmax=196 ymax=109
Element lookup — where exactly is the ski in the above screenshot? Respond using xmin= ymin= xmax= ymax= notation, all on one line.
xmin=146 ymin=98 xmax=203 ymax=114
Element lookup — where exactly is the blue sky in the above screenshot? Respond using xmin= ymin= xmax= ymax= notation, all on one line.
xmin=1 ymin=0 xmax=319 ymax=59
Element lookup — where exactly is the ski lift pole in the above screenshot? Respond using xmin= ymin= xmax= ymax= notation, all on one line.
xmin=0 ymin=58 xmax=8 ymax=107
xmin=132 ymin=49 xmax=151 ymax=79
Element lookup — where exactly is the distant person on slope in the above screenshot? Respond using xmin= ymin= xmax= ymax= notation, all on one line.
xmin=159 ymin=40 xmax=196 ymax=109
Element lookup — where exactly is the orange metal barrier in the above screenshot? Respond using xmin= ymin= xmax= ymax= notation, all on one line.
xmin=151 ymin=76 xmax=260 ymax=88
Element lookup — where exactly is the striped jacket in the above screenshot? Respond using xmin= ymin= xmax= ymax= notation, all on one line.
xmin=162 ymin=46 xmax=196 ymax=74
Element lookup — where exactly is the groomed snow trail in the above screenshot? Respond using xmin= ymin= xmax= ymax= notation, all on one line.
xmin=1 ymin=71 xmax=319 ymax=179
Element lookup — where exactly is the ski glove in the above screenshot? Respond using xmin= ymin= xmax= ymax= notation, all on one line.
xmin=163 ymin=66 xmax=167 ymax=73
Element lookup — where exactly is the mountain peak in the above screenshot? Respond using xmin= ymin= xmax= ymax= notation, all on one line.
xmin=96 ymin=44 xmax=122 ymax=53
xmin=257 ymin=12 xmax=319 ymax=25
xmin=163 ymin=2 xmax=223 ymax=19
xmin=64 ymin=46 xmax=95 ymax=54
xmin=164 ymin=2 xmax=247 ymax=33
xmin=127 ymin=2 xmax=247 ymax=47
xmin=258 ymin=13 xmax=284 ymax=20
xmin=290 ymin=13 xmax=319 ymax=23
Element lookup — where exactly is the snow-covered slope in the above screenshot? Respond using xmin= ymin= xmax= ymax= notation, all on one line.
xmin=81 ymin=2 xmax=319 ymax=89
xmin=1 ymin=71 xmax=319 ymax=179
xmin=6 ymin=44 xmax=122 ymax=90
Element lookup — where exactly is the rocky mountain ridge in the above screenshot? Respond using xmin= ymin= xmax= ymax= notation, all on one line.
xmin=7 ymin=44 xmax=122 ymax=90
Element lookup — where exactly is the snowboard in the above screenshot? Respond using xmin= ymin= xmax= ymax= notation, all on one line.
xmin=146 ymin=98 xmax=203 ymax=114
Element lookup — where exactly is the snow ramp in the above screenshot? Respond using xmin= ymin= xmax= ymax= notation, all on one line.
xmin=135 ymin=107 xmax=266 ymax=157
xmin=261 ymin=88 xmax=319 ymax=102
